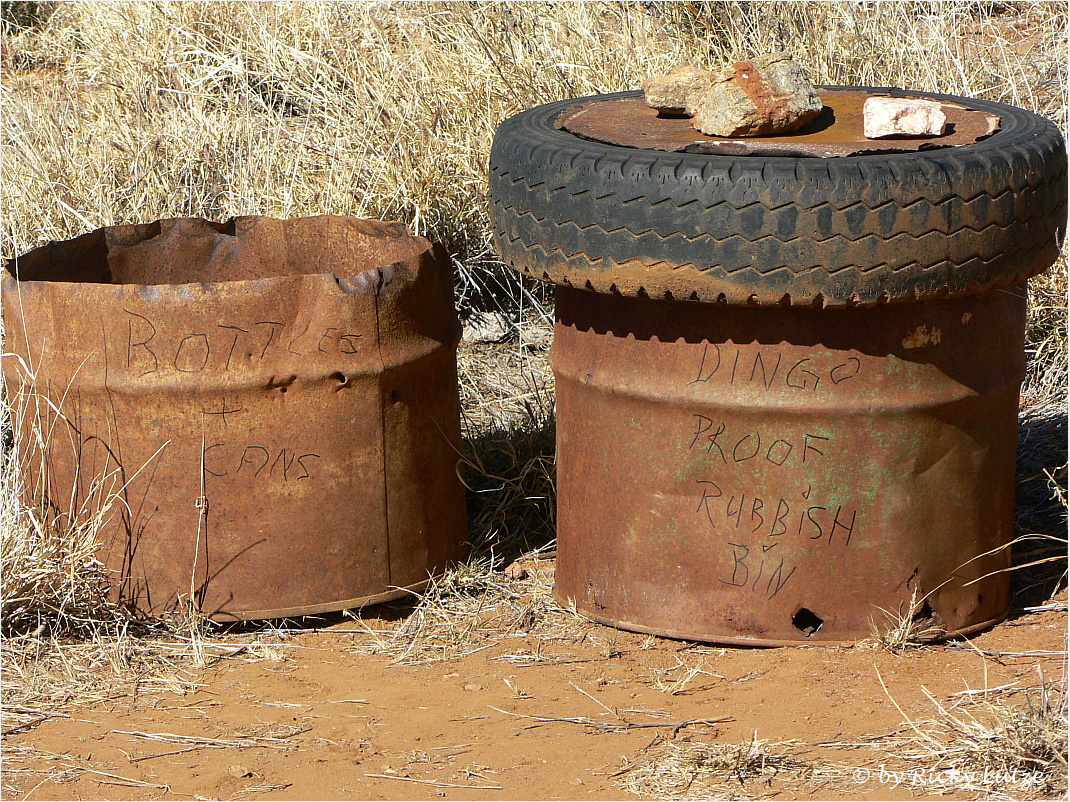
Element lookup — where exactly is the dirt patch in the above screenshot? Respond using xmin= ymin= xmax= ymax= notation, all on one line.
xmin=3 ymin=574 xmax=1065 ymax=801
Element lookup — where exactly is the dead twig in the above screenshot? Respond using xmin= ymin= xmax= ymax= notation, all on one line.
xmin=488 ymin=705 xmax=731 ymax=735
xmin=113 ymin=727 xmax=308 ymax=749
xmin=127 ymin=745 xmax=207 ymax=764
xmin=364 ymin=773 xmax=503 ymax=790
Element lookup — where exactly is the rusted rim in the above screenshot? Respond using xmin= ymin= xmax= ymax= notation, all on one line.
xmin=557 ymin=593 xmax=1013 ymax=648
xmin=556 ymin=87 xmax=1001 ymax=158
xmin=3 ymin=215 xmax=432 ymax=289
xmin=211 ymin=578 xmax=435 ymax=622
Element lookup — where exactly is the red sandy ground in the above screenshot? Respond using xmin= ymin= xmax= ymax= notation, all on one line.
xmin=5 ymin=579 xmax=1065 ymax=801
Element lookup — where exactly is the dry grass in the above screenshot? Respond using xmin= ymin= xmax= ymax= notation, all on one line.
xmin=354 ymin=550 xmax=584 ymax=667
xmin=358 ymin=556 xmax=527 ymax=665
xmin=0 ymin=622 xmax=297 ymax=736
xmin=870 ymin=586 xmax=948 ymax=652
xmin=458 ymin=324 xmax=556 ymax=558
xmin=616 ymin=732 xmax=836 ymax=799
xmin=0 ymin=386 xmax=130 ymax=639
xmin=0 ymin=3 xmax=1066 ymax=781
xmin=857 ymin=665 xmax=1069 ymax=799
xmin=2 ymin=2 xmax=1066 ymax=313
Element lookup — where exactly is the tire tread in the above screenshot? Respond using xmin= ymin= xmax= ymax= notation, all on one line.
xmin=489 ymin=89 xmax=1067 ymax=305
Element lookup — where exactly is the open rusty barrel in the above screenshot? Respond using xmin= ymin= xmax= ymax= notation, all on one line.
xmin=489 ymin=87 xmax=1067 ymax=644
xmin=2 ymin=216 xmax=467 ymax=621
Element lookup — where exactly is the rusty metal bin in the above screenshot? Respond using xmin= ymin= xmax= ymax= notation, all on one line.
xmin=3 ymin=216 xmax=467 ymax=621
xmin=489 ymin=86 xmax=1067 ymax=644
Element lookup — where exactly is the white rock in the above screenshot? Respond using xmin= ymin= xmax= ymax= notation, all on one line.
xmin=863 ymin=97 xmax=946 ymax=139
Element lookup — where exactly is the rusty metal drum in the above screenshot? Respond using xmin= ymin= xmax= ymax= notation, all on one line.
xmin=489 ymin=86 xmax=1067 ymax=644
xmin=550 ymin=286 xmax=1027 ymax=644
xmin=3 ymin=216 xmax=468 ymax=621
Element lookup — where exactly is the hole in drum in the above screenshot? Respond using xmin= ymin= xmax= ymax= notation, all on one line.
xmin=913 ymin=599 xmax=935 ymax=622
xmin=791 ymin=607 xmax=824 ymax=636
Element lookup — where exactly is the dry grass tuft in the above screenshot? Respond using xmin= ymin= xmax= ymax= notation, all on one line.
xmin=647 ymin=655 xmax=724 ymax=696
xmin=355 ymin=552 xmax=582 ymax=667
xmin=457 ymin=325 xmax=556 ymax=557
xmin=0 ymin=440 xmax=124 ymax=639
xmin=616 ymin=733 xmax=831 ymax=799
xmin=863 ymin=667 xmax=1068 ymax=799
xmin=870 ymin=587 xmax=948 ymax=652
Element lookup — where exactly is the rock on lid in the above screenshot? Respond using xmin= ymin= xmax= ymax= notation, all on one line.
xmin=642 ymin=65 xmax=714 ymax=116
xmin=691 ymin=53 xmax=823 ymax=137
xmin=863 ymin=96 xmax=947 ymax=139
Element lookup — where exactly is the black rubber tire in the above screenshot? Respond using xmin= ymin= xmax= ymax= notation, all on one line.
xmin=489 ymin=88 xmax=1067 ymax=306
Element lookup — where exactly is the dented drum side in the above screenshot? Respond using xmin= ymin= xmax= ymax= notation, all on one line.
xmin=2 ymin=217 xmax=467 ymax=621
xmin=551 ymin=285 xmax=1025 ymax=645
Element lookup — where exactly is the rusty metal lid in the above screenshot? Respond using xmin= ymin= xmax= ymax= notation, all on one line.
xmin=556 ymin=88 xmax=1000 ymax=158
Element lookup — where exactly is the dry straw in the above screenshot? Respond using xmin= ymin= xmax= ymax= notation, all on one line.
xmin=860 ymin=663 xmax=1069 ymax=800
xmin=615 ymin=732 xmax=837 ymax=799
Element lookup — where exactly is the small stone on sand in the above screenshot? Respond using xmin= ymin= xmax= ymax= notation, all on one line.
xmin=504 ymin=561 xmax=529 ymax=580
